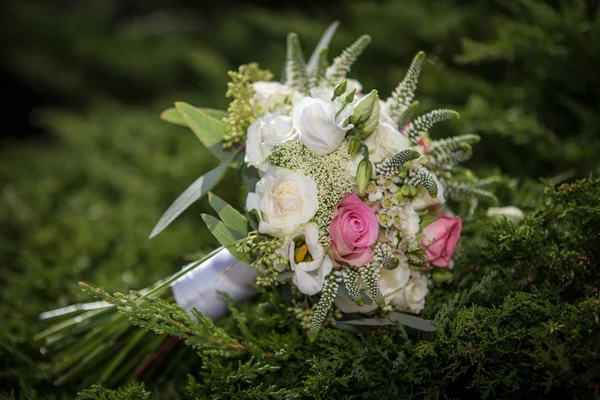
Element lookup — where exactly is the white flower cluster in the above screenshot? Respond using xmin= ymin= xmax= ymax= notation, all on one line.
xmin=243 ymin=77 xmax=448 ymax=314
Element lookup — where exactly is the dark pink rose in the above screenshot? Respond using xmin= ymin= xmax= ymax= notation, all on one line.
xmin=420 ymin=216 xmax=462 ymax=267
xmin=329 ymin=194 xmax=379 ymax=267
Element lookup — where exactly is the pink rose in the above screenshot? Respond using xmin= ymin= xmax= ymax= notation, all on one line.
xmin=420 ymin=216 xmax=462 ymax=267
xmin=329 ymin=194 xmax=379 ymax=267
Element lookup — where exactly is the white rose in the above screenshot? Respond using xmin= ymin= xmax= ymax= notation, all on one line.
xmin=411 ymin=175 xmax=446 ymax=211
xmin=388 ymin=273 xmax=429 ymax=313
xmin=278 ymin=224 xmax=333 ymax=295
xmin=364 ymin=122 xmax=411 ymax=163
xmin=379 ymin=256 xmax=411 ymax=304
xmin=253 ymin=81 xmax=302 ymax=114
xmin=246 ymin=167 xmax=318 ymax=237
xmin=292 ymin=97 xmax=354 ymax=156
xmin=245 ymin=113 xmax=294 ymax=171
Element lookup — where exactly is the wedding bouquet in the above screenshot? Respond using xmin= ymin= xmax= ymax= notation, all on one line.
xmin=37 ymin=23 xmax=496 ymax=386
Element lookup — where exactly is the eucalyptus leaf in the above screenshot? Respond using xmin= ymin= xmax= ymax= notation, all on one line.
xmin=160 ymin=106 xmax=227 ymax=127
xmin=389 ymin=311 xmax=437 ymax=332
xmin=149 ymin=163 xmax=227 ymax=239
xmin=201 ymin=214 xmax=242 ymax=259
xmin=276 ymin=271 xmax=293 ymax=282
xmin=306 ymin=21 xmax=340 ymax=75
xmin=337 ymin=318 xmax=396 ymax=326
xmin=175 ymin=102 xmax=230 ymax=162
xmin=208 ymin=192 xmax=248 ymax=238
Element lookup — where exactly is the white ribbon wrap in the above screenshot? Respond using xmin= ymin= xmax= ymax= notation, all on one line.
xmin=171 ymin=248 xmax=257 ymax=319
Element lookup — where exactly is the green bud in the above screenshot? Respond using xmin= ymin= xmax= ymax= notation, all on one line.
xmin=332 ymin=80 xmax=348 ymax=100
xmin=349 ymin=134 xmax=362 ymax=157
xmin=409 ymin=186 xmax=419 ymax=196
xmin=397 ymin=169 xmax=408 ymax=178
xmin=350 ymin=89 xmax=380 ymax=140
xmin=400 ymin=185 xmax=412 ymax=196
xmin=345 ymin=88 xmax=356 ymax=104
xmin=432 ymin=269 xmax=453 ymax=284
xmin=393 ymin=192 xmax=404 ymax=202
xmin=356 ymin=147 xmax=373 ymax=195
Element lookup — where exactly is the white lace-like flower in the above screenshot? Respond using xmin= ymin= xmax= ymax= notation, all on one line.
xmin=252 ymin=81 xmax=302 ymax=114
xmin=292 ymin=97 xmax=354 ymax=156
xmin=246 ymin=167 xmax=318 ymax=238
xmin=245 ymin=113 xmax=294 ymax=171
xmin=278 ymin=224 xmax=333 ymax=295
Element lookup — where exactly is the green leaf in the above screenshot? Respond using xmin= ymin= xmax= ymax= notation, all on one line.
xmin=306 ymin=20 xmax=339 ymax=75
xmin=160 ymin=107 xmax=187 ymax=127
xmin=201 ymin=214 xmax=242 ymax=259
xmin=276 ymin=271 xmax=293 ymax=282
xmin=175 ymin=102 xmax=230 ymax=162
xmin=389 ymin=311 xmax=436 ymax=332
xmin=160 ymin=107 xmax=227 ymax=128
xmin=208 ymin=192 xmax=248 ymax=238
xmin=149 ymin=163 xmax=227 ymax=239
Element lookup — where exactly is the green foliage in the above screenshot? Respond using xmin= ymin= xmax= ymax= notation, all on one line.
xmin=79 ymin=383 xmax=151 ymax=400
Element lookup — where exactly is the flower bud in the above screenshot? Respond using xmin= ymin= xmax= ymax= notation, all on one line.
xmin=349 ymin=133 xmax=362 ymax=157
xmin=350 ymin=89 xmax=380 ymax=140
xmin=356 ymin=148 xmax=373 ymax=195
xmin=332 ymin=80 xmax=348 ymax=100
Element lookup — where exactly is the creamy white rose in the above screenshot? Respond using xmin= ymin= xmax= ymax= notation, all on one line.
xmin=246 ymin=167 xmax=318 ymax=237
xmin=379 ymin=256 xmax=411 ymax=305
xmin=292 ymin=97 xmax=354 ymax=156
xmin=364 ymin=121 xmax=411 ymax=163
xmin=245 ymin=113 xmax=294 ymax=171
xmin=253 ymin=81 xmax=301 ymax=114
xmin=276 ymin=224 xmax=333 ymax=295
xmin=388 ymin=272 xmax=430 ymax=313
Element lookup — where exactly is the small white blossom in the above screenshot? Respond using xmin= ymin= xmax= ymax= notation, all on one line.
xmin=245 ymin=113 xmax=294 ymax=171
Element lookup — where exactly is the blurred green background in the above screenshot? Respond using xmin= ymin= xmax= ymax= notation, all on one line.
xmin=1 ymin=0 xmax=599 ymax=397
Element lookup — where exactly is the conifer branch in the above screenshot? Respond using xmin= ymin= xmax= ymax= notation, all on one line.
xmin=387 ymin=51 xmax=425 ymax=123
xmin=325 ymin=35 xmax=371 ymax=84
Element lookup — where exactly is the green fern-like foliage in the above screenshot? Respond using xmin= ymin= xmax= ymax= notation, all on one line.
xmin=445 ymin=181 xmax=498 ymax=204
xmin=404 ymin=109 xmax=460 ymax=143
xmin=361 ymin=263 xmax=384 ymax=307
xmin=308 ymin=274 xmax=339 ymax=342
xmin=325 ymin=34 xmax=372 ymax=84
xmin=387 ymin=51 xmax=425 ymax=123
xmin=285 ymin=33 xmax=309 ymax=93
xmin=309 ymin=46 xmax=329 ymax=88
xmin=376 ymin=149 xmax=421 ymax=177
xmin=404 ymin=167 xmax=439 ymax=198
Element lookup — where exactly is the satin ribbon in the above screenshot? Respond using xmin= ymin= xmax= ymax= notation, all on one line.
xmin=171 ymin=248 xmax=257 ymax=319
